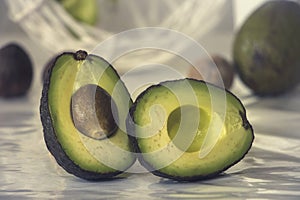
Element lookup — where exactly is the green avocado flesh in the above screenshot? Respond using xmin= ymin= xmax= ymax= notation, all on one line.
xmin=40 ymin=51 xmax=135 ymax=180
xmin=233 ymin=1 xmax=300 ymax=96
xmin=128 ymin=79 xmax=254 ymax=181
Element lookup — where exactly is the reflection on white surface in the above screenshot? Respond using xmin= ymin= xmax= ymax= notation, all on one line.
xmin=0 ymin=72 xmax=300 ymax=199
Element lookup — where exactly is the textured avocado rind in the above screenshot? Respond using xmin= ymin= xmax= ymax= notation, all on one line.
xmin=40 ymin=51 xmax=127 ymax=180
xmin=127 ymin=78 xmax=254 ymax=182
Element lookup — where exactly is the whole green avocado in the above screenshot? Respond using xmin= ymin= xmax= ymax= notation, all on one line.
xmin=57 ymin=0 xmax=98 ymax=25
xmin=233 ymin=0 xmax=300 ymax=96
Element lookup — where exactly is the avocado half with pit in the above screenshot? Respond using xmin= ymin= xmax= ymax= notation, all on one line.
xmin=40 ymin=50 xmax=136 ymax=180
xmin=127 ymin=79 xmax=254 ymax=181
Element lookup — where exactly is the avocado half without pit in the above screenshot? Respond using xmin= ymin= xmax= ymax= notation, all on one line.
xmin=127 ymin=79 xmax=254 ymax=181
xmin=40 ymin=50 xmax=136 ymax=180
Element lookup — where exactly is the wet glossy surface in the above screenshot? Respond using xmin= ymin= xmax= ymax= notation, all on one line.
xmin=1 ymin=74 xmax=300 ymax=199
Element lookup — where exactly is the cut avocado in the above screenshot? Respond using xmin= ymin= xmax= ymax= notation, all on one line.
xmin=40 ymin=50 xmax=136 ymax=180
xmin=127 ymin=79 xmax=254 ymax=181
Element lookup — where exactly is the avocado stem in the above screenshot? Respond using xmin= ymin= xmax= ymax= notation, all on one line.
xmin=74 ymin=50 xmax=88 ymax=60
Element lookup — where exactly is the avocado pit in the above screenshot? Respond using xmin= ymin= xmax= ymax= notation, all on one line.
xmin=71 ymin=84 xmax=119 ymax=140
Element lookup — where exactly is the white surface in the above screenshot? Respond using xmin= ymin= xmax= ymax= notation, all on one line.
xmin=1 ymin=73 xmax=300 ymax=199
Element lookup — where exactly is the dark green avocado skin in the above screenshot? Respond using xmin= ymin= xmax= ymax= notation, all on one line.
xmin=233 ymin=1 xmax=300 ymax=96
xmin=40 ymin=51 xmax=124 ymax=180
xmin=126 ymin=79 xmax=254 ymax=182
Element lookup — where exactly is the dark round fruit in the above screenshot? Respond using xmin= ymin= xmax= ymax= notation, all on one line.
xmin=211 ymin=55 xmax=235 ymax=89
xmin=0 ymin=43 xmax=33 ymax=98
xmin=233 ymin=1 xmax=300 ymax=96
xmin=188 ymin=54 xmax=235 ymax=89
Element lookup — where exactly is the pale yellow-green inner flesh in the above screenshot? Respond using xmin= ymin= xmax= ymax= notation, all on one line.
xmin=134 ymin=80 xmax=253 ymax=177
xmin=167 ymin=105 xmax=210 ymax=152
xmin=48 ymin=54 xmax=135 ymax=173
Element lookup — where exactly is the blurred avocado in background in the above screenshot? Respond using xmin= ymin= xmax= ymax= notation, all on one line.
xmin=233 ymin=0 xmax=300 ymax=96
xmin=57 ymin=0 xmax=98 ymax=25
